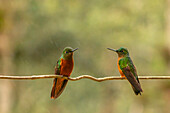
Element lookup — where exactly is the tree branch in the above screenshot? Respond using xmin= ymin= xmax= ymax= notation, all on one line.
xmin=0 ymin=75 xmax=170 ymax=82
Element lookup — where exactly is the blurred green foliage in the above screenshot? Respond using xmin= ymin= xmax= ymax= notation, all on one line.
xmin=0 ymin=0 xmax=170 ymax=113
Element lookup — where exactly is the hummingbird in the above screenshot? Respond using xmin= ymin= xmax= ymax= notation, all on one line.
xmin=107 ymin=47 xmax=143 ymax=95
xmin=51 ymin=47 xmax=78 ymax=99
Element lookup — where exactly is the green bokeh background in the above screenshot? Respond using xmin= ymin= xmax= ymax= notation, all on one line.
xmin=0 ymin=0 xmax=170 ymax=113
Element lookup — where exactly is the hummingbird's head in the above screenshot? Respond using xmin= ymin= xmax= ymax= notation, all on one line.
xmin=62 ymin=47 xmax=78 ymax=60
xmin=107 ymin=47 xmax=129 ymax=57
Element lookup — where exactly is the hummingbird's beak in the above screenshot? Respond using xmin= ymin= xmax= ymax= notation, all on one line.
xmin=107 ymin=48 xmax=117 ymax=52
xmin=71 ymin=48 xmax=78 ymax=52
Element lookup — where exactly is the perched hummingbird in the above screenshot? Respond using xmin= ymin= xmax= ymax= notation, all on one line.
xmin=107 ymin=47 xmax=143 ymax=95
xmin=51 ymin=47 xmax=78 ymax=99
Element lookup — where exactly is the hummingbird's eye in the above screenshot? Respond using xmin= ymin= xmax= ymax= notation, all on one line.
xmin=65 ymin=51 xmax=68 ymax=54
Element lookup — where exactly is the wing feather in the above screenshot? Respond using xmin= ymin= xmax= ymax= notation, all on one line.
xmin=119 ymin=57 xmax=143 ymax=95
xmin=51 ymin=59 xmax=68 ymax=99
xmin=122 ymin=66 xmax=143 ymax=92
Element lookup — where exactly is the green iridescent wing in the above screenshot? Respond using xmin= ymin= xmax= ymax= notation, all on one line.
xmin=119 ymin=57 xmax=143 ymax=95
xmin=55 ymin=58 xmax=62 ymax=75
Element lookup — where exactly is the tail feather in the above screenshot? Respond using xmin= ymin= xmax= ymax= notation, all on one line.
xmin=132 ymin=85 xmax=142 ymax=95
xmin=131 ymin=79 xmax=143 ymax=95
xmin=51 ymin=78 xmax=68 ymax=99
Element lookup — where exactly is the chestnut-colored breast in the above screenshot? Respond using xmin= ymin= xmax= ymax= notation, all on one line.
xmin=60 ymin=58 xmax=74 ymax=77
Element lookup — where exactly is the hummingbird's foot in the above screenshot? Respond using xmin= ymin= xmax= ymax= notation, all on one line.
xmin=63 ymin=75 xmax=68 ymax=77
xmin=61 ymin=75 xmax=69 ymax=79
xmin=121 ymin=75 xmax=125 ymax=77
xmin=60 ymin=75 xmax=64 ymax=78
xmin=120 ymin=75 xmax=126 ymax=79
